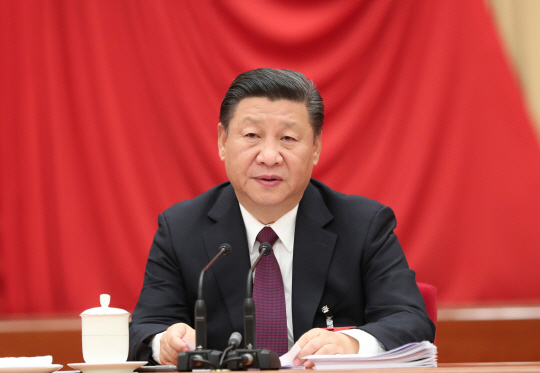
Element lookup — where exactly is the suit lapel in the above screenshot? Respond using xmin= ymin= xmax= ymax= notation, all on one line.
xmin=201 ymin=182 xmax=337 ymax=340
xmin=202 ymin=184 xmax=251 ymax=334
xmin=292 ymin=182 xmax=337 ymax=340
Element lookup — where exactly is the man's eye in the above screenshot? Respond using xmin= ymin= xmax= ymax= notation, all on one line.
xmin=283 ymin=136 xmax=295 ymax=142
xmin=245 ymin=133 xmax=258 ymax=139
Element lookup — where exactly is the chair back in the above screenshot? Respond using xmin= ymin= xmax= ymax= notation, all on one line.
xmin=417 ymin=282 xmax=437 ymax=343
xmin=416 ymin=282 xmax=437 ymax=325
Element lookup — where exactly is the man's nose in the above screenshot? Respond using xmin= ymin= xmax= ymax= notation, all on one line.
xmin=256 ymin=140 xmax=283 ymax=166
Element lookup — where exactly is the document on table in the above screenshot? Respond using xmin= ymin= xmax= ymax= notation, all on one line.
xmin=0 ymin=356 xmax=53 ymax=367
xmin=279 ymin=342 xmax=304 ymax=368
xmin=304 ymin=341 xmax=437 ymax=370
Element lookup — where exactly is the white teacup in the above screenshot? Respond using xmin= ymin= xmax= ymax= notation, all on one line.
xmin=80 ymin=294 xmax=130 ymax=364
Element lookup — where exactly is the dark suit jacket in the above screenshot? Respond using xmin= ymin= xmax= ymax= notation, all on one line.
xmin=128 ymin=179 xmax=435 ymax=363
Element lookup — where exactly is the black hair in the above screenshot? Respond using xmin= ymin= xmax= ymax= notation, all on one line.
xmin=219 ymin=68 xmax=324 ymax=137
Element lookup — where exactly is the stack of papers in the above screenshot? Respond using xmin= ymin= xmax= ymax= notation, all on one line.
xmin=306 ymin=341 xmax=437 ymax=370
xmin=0 ymin=356 xmax=53 ymax=367
xmin=0 ymin=356 xmax=62 ymax=372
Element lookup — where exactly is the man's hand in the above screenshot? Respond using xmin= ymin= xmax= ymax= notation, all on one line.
xmin=293 ymin=328 xmax=359 ymax=368
xmin=159 ymin=323 xmax=196 ymax=365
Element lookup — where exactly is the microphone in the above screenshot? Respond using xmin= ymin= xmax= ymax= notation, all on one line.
xmin=177 ymin=243 xmax=231 ymax=371
xmin=244 ymin=242 xmax=272 ymax=349
xmin=219 ymin=332 xmax=243 ymax=368
xmin=194 ymin=243 xmax=231 ymax=349
xmin=228 ymin=332 xmax=243 ymax=349
xmin=224 ymin=242 xmax=280 ymax=370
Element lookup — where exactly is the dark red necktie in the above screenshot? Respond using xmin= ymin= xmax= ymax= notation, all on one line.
xmin=253 ymin=227 xmax=288 ymax=355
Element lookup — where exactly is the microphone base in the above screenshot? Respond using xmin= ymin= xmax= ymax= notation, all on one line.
xmin=177 ymin=349 xmax=222 ymax=371
xmin=226 ymin=348 xmax=281 ymax=370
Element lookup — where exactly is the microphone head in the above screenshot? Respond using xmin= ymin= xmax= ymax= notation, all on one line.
xmin=258 ymin=242 xmax=272 ymax=256
xmin=228 ymin=331 xmax=242 ymax=348
xmin=219 ymin=243 xmax=232 ymax=256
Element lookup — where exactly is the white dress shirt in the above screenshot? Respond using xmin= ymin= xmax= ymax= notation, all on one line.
xmin=239 ymin=203 xmax=385 ymax=357
xmin=151 ymin=203 xmax=384 ymax=363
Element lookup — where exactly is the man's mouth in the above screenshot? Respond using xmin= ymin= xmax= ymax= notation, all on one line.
xmin=254 ymin=175 xmax=283 ymax=186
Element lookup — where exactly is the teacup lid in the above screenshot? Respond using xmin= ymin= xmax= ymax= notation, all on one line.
xmin=80 ymin=294 xmax=130 ymax=316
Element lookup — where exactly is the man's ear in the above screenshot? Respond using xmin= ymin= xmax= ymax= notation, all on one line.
xmin=313 ymin=134 xmax=322 ymax=166
xmin=217 ymin=123 xmax=227 ymax=161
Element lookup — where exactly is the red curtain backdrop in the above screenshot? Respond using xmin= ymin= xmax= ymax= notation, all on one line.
xmin=1 ymin=0 xmax=540 ymax=315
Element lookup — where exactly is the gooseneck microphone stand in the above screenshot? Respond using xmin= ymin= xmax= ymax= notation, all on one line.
xmin=243 ymin=242 xmax=271 ymax=350
xmin=177 ymin=243 xmax=231 ymax=371
xmin=224 ymin=242 xmax=281 ymax=370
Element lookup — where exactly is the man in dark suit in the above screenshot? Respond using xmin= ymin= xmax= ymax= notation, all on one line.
xmin=129 ymin=68 xmax=435 ymax=367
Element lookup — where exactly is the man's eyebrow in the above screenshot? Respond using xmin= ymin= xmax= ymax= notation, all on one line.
xmin=280 ymin=120 xmax=297 ymax=127
xmin=241 ymin=116 xmax=263 ymax=124
xmin=240 ymin=116 xmax=298 ymax=127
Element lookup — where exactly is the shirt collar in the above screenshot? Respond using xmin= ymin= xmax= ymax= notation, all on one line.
xmin=239 ymin=203 xmax=298 ymax=255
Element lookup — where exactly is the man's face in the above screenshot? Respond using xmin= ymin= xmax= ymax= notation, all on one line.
xmin=218 ymin=97 xmax=321 ymax=223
